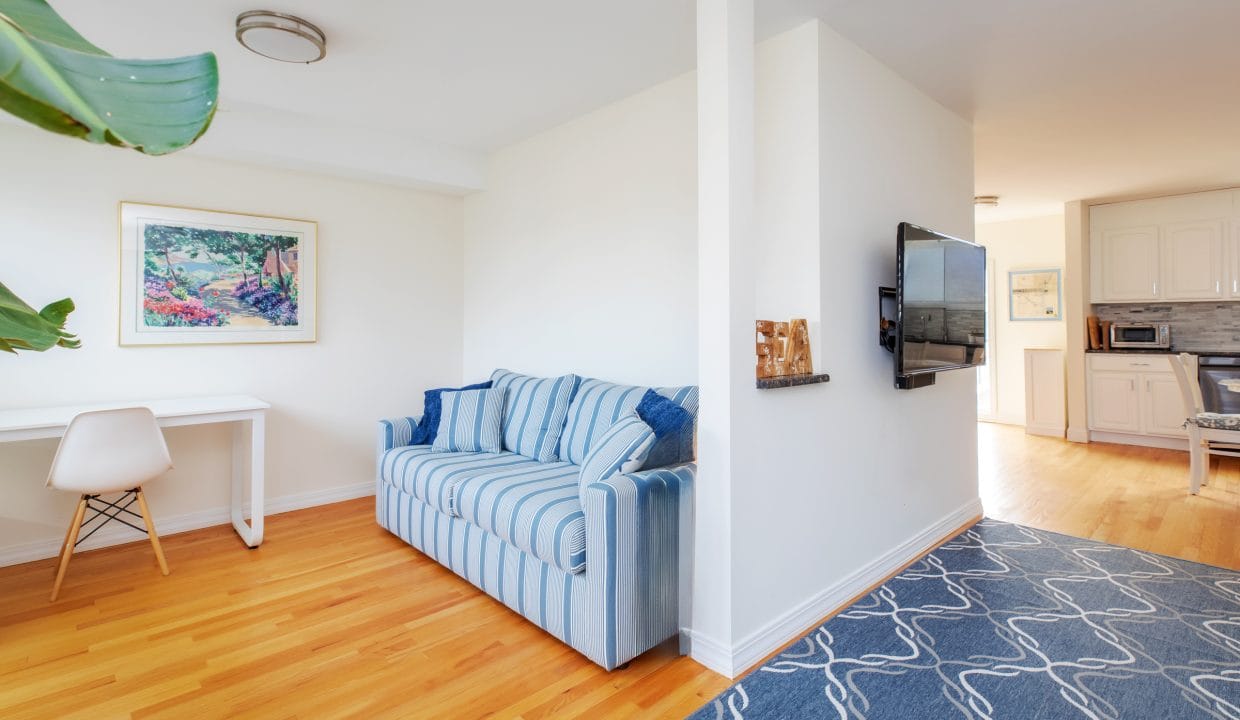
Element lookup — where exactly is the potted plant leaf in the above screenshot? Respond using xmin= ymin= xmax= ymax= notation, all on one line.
xmin=0 ymin=0 xmax=220 ymax=352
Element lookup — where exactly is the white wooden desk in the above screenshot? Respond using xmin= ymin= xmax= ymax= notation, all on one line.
xmin=0 ymin=395 xmax=270 ymax=547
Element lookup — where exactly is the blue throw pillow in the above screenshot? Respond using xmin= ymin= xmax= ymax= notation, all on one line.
xmin=636 ymin=389 xmax=692 ymax=439
xmin=411 ymin=381 xmax=492 ymax=445
xmin=578 ymin=414 xmax=656 ymax=500
xmin=431 ymin=388 xmax=504 ymax=453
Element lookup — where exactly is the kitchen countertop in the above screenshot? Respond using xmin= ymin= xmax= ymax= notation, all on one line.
xmin=1086 ymin=348 xmax=1240 ymax=357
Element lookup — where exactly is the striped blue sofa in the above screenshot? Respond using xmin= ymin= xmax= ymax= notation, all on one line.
xmin=375 ymin=371 xmax=698 ymax=670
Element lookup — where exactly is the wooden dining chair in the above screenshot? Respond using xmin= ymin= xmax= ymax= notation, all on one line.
xmin=1169 ymin=352 xmax=1240 ymax=494
xmin=46 ymin=407 xmax=173 ymax=601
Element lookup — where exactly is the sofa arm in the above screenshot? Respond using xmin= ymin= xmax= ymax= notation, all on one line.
xmin=377 ymin=415 xmax=421 ymax=470
xmin=582 ymin=462 xmax=694 ymax=668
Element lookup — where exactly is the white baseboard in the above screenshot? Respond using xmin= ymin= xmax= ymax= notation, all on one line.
xmin=685 ymin=629 xmax=734 ymax=677
xmin=0 ymin=481 xmax=376 ymax=568
xmin=1066 ymin=426 xmax=1090 ymax=443
xmin=689 ymin=496 xmax=984 ymax=679
xmin=1025 ymin=423 xmax=1066 ymax=438
xmin=1089 ymin=430 xmax=1188 ymax=451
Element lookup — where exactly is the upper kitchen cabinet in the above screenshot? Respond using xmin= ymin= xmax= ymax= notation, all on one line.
xmin=1091 ymin=226 xmax=1159 ymax=302
xmin=1089 ymin=189 xmax=1235 ymax=303
xmin=1231 ymin=220 xmax=1240 ymax=298
xmin=1161 ymin=220 xmax=1224 ymax=300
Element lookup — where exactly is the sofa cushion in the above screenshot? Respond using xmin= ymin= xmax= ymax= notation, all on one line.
xmin=491 ymin=369 xmax=580 ymax=463
xmin=559 ymin=379 xmax=699 ymax=467
xmin=578 ymin=414 xmax=656 ymax=501
xmin=380 ymin=446 xmax=540 ymax=515
xmin=411 ymin=380 xmax=492 ymax=446
xmin=454 ymin=461 xmax=587 ymax=574
xmin=431 ymin=388 xmax=504 ymax=454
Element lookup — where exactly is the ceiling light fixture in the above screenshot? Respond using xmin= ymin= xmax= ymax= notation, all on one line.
xmin=973 ymin=195 xmax=1000 ymax=207
xmin=236 ymin=11 xmax=327 ymax=64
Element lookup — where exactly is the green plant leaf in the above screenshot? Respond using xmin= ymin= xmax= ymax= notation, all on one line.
xmin=0 ymin=280 xmax=78 ymax=353
xmin=0 ymin=0 xmax=218 ymax=155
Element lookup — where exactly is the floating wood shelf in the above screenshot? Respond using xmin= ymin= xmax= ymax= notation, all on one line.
xmin=755 ymin=372 xmax=831 ymax=390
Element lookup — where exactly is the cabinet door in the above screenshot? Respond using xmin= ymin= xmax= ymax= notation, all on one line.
xmin=1088 ymin=371 xmax=1141 ymax=432
xmin=1230 ymin=220 xmax=1240 ymax=298
xmin=1095 ymin=226 xmax=1160 ymax=301
xmin=1141 ymin=374 xmax=1189 ymax=437
xmin=1161 ymin=220 xmax=1224 ymax=300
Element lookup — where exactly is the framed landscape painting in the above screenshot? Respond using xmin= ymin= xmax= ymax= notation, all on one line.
xmin=119 ymin=203 xmax=317 ymax=345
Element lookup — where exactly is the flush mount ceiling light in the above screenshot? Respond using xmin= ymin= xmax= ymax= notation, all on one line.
xmin=973 ymin=195 xmax=1000 ymax=207
xmin=236 ymin=11 xmax=327 ymax=64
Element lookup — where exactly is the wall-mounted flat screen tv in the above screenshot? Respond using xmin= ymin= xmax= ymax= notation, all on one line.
xmin=895 ymin=222 xmax=987 ymax=388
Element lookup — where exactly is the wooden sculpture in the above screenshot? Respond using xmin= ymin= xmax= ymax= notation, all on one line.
xmin=786 ymin=319 xmax=813 ymax=375
xmin=756 ymin=318 xmax=814 ymax=378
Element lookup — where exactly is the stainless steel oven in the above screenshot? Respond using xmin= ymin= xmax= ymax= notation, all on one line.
xmin=1198 ymin=355 xmax=1240 ymax=413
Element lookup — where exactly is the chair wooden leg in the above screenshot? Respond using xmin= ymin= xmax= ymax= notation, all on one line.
xmin=1189 ymin=434 xmax=1207 ymax=494
xmin=50 ymin=496 xmax=88 ymax=602
xmin=134 ymin=488 xmax=170 ymax=576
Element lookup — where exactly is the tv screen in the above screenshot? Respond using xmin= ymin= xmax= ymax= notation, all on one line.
xmin=896 ymin=222 xmax=986 ymax=382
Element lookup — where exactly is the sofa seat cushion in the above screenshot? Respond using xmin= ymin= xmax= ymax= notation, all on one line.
xmin=379 ymin=446 xmax=541 ymax=515
xmin=453 ymin=461 xmax=587 ymax=575
xmin=558 ymin=379 xmax=699 ymax=468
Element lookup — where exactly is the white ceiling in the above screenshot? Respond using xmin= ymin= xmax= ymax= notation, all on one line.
xmin=44 ymin=1 xmax=1240 ymax=211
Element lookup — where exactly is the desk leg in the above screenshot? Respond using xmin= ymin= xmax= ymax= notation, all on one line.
xmin=230 ymin=415 xmax=266 ymax=547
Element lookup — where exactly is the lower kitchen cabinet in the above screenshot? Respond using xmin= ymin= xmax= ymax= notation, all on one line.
xmin=1086 ymin=353 xmax=1189 ymax=446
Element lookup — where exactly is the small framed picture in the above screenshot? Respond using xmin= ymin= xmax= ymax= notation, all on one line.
xmin=119 ymin=202 xmax=317 ymax=345
xmin=1009 ymin=268 xmax=1062 ymax=321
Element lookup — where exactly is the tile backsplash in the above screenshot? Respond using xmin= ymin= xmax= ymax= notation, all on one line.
xmin=1093 ymin=303 xmax=1240 ymax=350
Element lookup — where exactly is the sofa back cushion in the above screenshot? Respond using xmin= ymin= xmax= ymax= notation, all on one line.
xmin=577 ymin=414 xmax=656 ymax=501
xmin=491 ymin=369 xmax=580 ymax=462
xmin=431 ymin=388 xmax=504 ymax=454
xmin=559 ymin=379 xmax=698 ymax=467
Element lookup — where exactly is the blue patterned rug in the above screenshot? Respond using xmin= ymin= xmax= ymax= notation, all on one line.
xmin=689 ymin=519 xmax=1240 ymax=719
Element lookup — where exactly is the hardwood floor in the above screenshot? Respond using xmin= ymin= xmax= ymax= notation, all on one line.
xmin=1 ymin=426 xmax=1235 ymax=719
xmin=979 ymin=422 xmax=1240 ymax=570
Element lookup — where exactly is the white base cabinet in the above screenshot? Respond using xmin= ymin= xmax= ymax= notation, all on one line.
xmin=1024 ymin=349 xmax=1066 ymax=438
xmin=1086 ymin=353 xmax=1192 ymax=447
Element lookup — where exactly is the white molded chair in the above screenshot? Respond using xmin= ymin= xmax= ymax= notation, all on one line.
xmin=1169 ymin=353 xmax=1240 ymax=494
xmin=47 ymin=407 xmax=173 ymax=601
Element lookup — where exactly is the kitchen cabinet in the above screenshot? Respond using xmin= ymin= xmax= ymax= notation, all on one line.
xmin=1088 ymin=371 xmax=1142 ymax=433
xmin=1024 ymin=349 xmax=1065 ymax=437
xmin=1089 ymin=189 xmax=1239 ymax=304
xmin=1161 ymin=220 xmax=1224 ymax=300
xmin=1141 ymin=375 xmax=1189 ymax=437
xmin=1091 ymin=226 xmax=1160 ymax=302
xmin=1230 ymin=220 xmax=1240 ymax=298
xmin=1086 ymin=354 xmax=1189 ymax=442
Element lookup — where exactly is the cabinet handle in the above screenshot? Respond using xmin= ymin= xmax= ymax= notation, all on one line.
xmin=1234 ymin=279 xmax=1237 ymax=294
xmin=1146 ymin=379 xmax=1151 ymax=392
xmin=1152 ymin=281 xmax=1157 ymax=296
xmin=1129 ymin=379 xmax=1136 ymax=391
xmin=1218 ymin=281 xmax=1222 ymax=294
xmin=1132 ymin=362 xmax=1150 ymax=366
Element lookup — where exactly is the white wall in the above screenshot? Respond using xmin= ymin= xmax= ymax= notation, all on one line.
xmin=0 ymin=125 xmax=463 ymax=563
xmin=718 ymin=21 xmax=980 ymax=670
xmin=456 ymin=18 xmax=979 ymax=676
xmin=976 ymin=215 xmax=1068 ymax=425
xmin=460 ymin=74 xmax=698 ymax=386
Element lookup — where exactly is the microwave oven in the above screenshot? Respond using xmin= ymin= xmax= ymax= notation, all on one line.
xmin=1110 ymin=323 xmax=1170 ymax=349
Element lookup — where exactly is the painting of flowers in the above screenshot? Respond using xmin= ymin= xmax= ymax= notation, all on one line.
xmin=120 ymin=203 xmax=316 ymax=345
